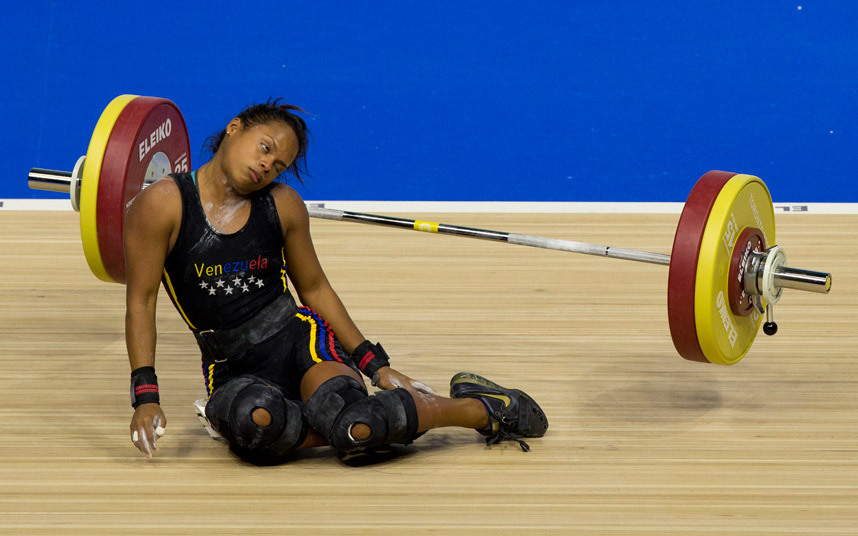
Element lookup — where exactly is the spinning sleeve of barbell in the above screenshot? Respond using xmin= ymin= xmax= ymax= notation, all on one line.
xmin=772 ymin=267 xmax=832 ymax=294
xmin=28 ymin=168 xmax=72 ymax=193
xmin=29 ymin=168 xmax=160 ymax=194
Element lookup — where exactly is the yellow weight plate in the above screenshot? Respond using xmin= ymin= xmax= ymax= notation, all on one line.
xmin=693 ymin=174 xmax=776 ymax=365
xmin=79 ymin=94 xmax=139 ymax=282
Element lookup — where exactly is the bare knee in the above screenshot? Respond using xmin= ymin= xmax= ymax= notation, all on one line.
xmin=252 ymin=407 xmax=271 ymax=427
xmin=350 ymin=422 xmax=371 ymax=440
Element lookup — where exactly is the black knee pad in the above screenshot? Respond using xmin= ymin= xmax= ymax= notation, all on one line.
xmin=205 ymin=375 xmax=307 ymax=456
xmin=303 ymin=375 xmax=420 ymax=452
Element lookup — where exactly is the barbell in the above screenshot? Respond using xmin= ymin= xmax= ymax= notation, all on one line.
xmin=28 ymin=95 xmax=832 ymax=366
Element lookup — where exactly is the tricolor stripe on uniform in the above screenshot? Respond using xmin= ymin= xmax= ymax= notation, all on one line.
xmin=203 ymin=362 xmax=216 ymax=397
xmin=296 ymin=307 xmax=342 ymax=364
xmin=280 ymin=247 xmax=288 ymax=292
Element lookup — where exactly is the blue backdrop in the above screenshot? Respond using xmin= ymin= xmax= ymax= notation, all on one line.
xmin=3 ymin=1 xmax=856 ymax=202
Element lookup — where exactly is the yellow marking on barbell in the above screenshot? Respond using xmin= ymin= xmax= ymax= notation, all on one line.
xmin=80 ymin=94 xmax=139 ymax=282
xmin=414 ymin=220 xmax=439 ymax=233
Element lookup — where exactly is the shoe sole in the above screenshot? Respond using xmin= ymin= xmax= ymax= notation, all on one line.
xmin=450 ymin=371 xmax=507 ymax=393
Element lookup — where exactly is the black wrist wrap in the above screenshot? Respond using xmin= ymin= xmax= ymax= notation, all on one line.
xmin=130 ymin=366 xmax=160 ymax=408
xmin=350 ymin=340 xmax=390 ymax=378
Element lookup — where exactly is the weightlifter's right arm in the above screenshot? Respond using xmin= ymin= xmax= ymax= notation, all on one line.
xmin=123 ymin=178 xmax=181 ymax=458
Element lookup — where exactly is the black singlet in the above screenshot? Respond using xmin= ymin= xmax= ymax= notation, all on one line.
xmin=161 ymin=172 xmax=288 ymax=331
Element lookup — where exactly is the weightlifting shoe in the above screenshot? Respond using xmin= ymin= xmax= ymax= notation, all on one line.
xmin=449 ymin=372 xmax=548 ymax=451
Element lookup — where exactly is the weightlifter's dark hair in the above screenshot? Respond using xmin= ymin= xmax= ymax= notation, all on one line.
xmin=204 ymin=98 xmax=310 ymax=183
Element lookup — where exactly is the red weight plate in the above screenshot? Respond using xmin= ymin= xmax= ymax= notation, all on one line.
xmin=667 ymin=171 xmax=736 ymax=363
xmin=727 ymin=227 xmax=765 ymax=317
xmin=97 ymin=97 xmax=190 ymax=283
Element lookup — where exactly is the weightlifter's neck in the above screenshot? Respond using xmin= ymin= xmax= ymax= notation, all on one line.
xmin=195 ymin=161 xmax=245 ymax=205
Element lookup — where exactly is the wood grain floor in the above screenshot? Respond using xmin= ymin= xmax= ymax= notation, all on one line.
xmin=0 ymin=209 xmax=855 ymax=535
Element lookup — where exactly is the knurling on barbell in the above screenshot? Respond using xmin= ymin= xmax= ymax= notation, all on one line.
xmin=27 ymin=95 xmax=832 ymax=365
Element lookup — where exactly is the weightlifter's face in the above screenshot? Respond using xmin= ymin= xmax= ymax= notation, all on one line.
xmin=221 ymin=119 xmax=299 ymax=195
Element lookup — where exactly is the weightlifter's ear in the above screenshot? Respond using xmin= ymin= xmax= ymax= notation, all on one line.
xmin=225 ymin=118 xmax=243 ymax=137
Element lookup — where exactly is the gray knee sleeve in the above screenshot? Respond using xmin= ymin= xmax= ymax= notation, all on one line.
xmin=205 ymin=375 xmax=307 ymax=456
xmin=303 ymin=376 xmax=420 ymax=452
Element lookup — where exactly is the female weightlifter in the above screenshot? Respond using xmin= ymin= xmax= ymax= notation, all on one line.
xmin=123 ymin=100 xmax=548 ymax=461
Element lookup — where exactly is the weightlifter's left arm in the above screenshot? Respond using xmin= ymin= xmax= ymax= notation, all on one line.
xmin=123 ymin=178 xmax=181 ymax=458
xmin=275 ymin=186 xmax=435 ymax=395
